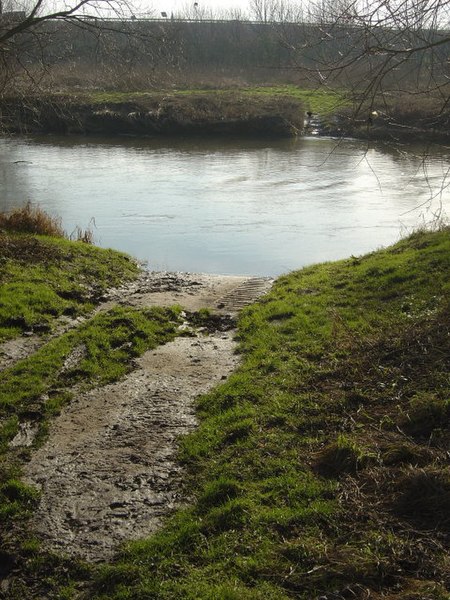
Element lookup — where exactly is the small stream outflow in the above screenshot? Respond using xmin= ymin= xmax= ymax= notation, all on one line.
xmin=216 ymin=277 xmax=273 ymax=312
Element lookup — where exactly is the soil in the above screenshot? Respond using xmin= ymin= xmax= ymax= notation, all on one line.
xmin=0 ymin=94 xmax=303 ymax=138
xmin=19 ymin=271 xmax=273 ymax=561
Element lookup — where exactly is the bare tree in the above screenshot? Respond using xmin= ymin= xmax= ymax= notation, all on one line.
xmin=0 ymin=0 xmax=136 ymax=46
xmin=0 ymin=0 xmax=148 ymax=93
xmin=271 ymin=0 xmax=450 ymax=136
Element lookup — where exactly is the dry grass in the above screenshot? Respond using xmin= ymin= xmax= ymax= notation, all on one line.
xmin=70 ymin=224 xmax=95 ymax=244
xmin=21 ymin=62 xmax=309 ymax=94
xmin=0 ymin=202 xmax=64 ymax=237
xmin=0 ymin=203 xmax=94 ymax=243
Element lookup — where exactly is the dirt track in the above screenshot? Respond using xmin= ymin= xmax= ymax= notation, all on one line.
xmin=21 ymin=272 xmax=272 ymax=561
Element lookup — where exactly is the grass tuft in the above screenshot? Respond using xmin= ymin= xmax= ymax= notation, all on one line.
xmin=314 ymin=434 xmax=373 ymax=477
xmin=393 ymin=467 xmax=450 ymax=532
xmin=0 ymin=202 xmax=64 ymax=237
xmin=197 ymin=477 xmax=241 ymax=511
xmin=0 ymin=478 xmax=40 ymax=519
xmin=400 ymin=393 xmax=450 ymax=439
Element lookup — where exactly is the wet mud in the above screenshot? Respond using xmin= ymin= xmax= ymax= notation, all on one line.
xmin=20 ymin=271 xmax=272 ymax=561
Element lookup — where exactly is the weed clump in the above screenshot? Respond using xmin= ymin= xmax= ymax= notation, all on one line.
xmin=381 ymin=442 xmax=433 ymax=467
xmin=314 ymin=434 xmax=373 ymax=477
xmin=0 ymin=202 xmax=64 ymax=237
xmin=392 ymin=468 xmax=450 ymax=532
xmin=0 ymin=202 xmax=94 ymax=242
xmin=399 ymin=393 xmax=450 ymax=440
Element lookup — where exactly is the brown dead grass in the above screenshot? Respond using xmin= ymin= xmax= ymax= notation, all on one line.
xmin=0 ymin=203 xmax=94 ymax=243
xmin=308 ymin=297 xmax=450 ymax=597
xmin=0 ymin=202 xmax=64 ymax=237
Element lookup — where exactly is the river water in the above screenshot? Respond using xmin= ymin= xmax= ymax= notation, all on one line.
xmin=1 ymin=135 xmax=449 ymax=275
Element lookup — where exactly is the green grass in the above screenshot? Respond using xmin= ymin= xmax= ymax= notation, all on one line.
xmin=84 ymin=86 xmax=347 ymax=116
xmin=1 ymin=228 xmax=448 ymax=599
xmin=0 ymin=305 xmax=181 ymax=441
xmin=0 ymin=233 xmax=139 ymax=341
xmin=81 ymin=228 xmax=449 ymax=599
xmin=243 ymin=86 xmax=348 ymax=114
xmin=83 ymin=90 xmax=160 ymax=104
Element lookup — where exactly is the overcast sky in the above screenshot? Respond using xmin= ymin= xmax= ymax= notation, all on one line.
xmin=141 ymin=0 xmax=254 ymax=18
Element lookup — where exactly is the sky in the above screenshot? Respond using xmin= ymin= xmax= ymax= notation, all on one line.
xmin=138 ymin=0 xmax=255 ymax=19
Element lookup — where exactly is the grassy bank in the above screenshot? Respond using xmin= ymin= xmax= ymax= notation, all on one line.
xmin=0 ymin=208 xmax=183 ymax=594
xmin=81 ymin=86 xmax=450 ymax=142
xmin=0 ymin=203 xmax=142 ymax=343
xmin=84 ymin=86 xmax=344 ymax=116
xmin=1 ymin=211 xmax=449 ymax=598
xmin=89 ymin=227 xmax=448 ymax=600
xmin=2 ymin=85 xmax=447 ymax=142
xmin=0 ymin=89 xmax=306 ymax=138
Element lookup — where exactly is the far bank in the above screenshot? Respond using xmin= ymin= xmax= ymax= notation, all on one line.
xmin=1 ymin=86 xmax=449 ymax=143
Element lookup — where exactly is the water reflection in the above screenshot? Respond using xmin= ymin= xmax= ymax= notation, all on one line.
xmin=0 ymin=135 xmax=448 ymax=276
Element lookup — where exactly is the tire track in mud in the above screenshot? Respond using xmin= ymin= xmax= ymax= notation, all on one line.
xmin=24 ymin=333 xmax=237 ymax=561
xmin=216 ymin=277 xmax=273 ymax=311
xmin=22 ymin=272 xmax=272 ymax=561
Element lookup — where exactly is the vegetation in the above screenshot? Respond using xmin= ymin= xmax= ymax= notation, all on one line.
xmin=83 ymin=86 xmax=345 ymax=116
xmin=0 ymin=211 xmax=184 ymax=593
xmin=0 ymin=202 xmax=66 ymax=238
xmin=1 ymin=205 xmax=448 ymax=598
xmin=83 ymin=227 xmax=448 ymax=600
xmin=0 ymin=204 xmax=139 ymax=341
xmin=0 ymin=88 xmax=306 ymax=137
xmin=2 ymin=83 xmax=446 ymax=141
xmin=1 ymin=0 xmax=448 ymax=141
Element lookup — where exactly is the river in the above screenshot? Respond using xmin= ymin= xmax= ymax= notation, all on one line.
xmin=1 ymin=135 xmax=449 ymax=276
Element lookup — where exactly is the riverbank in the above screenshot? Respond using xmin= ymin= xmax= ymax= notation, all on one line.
xmin=0 ymin=90 xmax=304 ymax=138
xmin=1 ymin=86 xmax=448 ymax=143
xmin=322 ymin=115 xmax=450 ymax=144
xmin=0 ymin=207 xmax=449 ymax=599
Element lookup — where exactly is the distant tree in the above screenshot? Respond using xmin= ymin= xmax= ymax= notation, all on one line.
xmin=174 ymin=1 xmax=216 ymax=20
xmin=0 ymin=0 xmax=136 ymax=45
xmin=0 ymin=0 xmax=147 ymax=92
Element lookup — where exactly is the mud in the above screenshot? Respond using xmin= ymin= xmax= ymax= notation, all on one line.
xmin=0 ymin=272 xmax=270 ymax=372
xmin=101 ymin=270 xmax=271 ymax=314
xmin=0 ymin=335 xmax=43 ymax=372
xmin=21 ymin=271 xmax=272 ymax=561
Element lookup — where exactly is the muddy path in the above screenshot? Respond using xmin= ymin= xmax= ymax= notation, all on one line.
xmin=21 ymin=272 xmax=272 ymax=561
xmin=0 ymin=272 xmax=269 ymax=372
